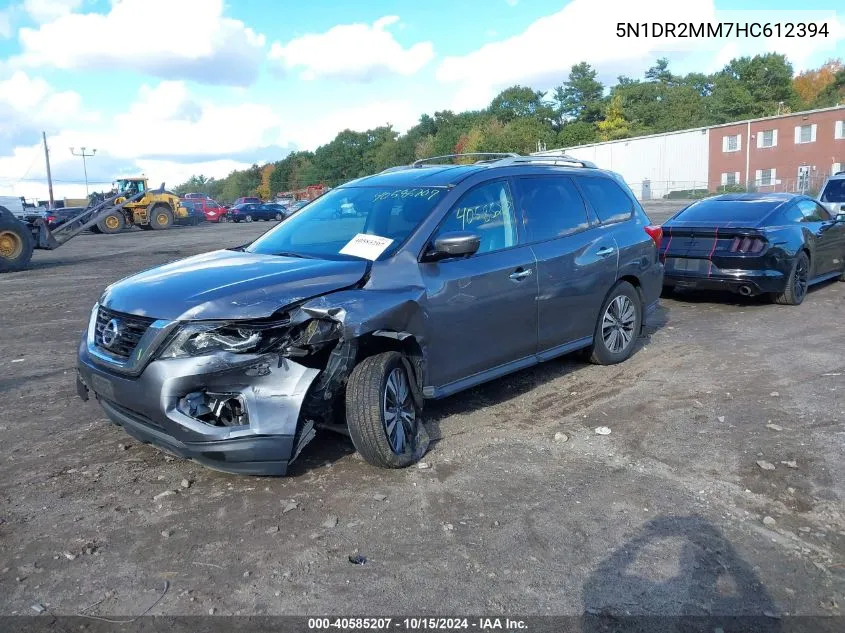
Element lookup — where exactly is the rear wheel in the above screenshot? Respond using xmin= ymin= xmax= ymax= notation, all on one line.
xmin=274 ymin=212 xmax=283 ymax=221
xmin=586 ymin=281 xmax=642 ymax=365
xmin=346 ymin=352 xmax=424 ymax=469
xmin=0 ymin=210 xmax=34 ymax=273
xmin=150 ymin=206 xmax=173 ymax=230
xmin=773 ymin=251 xmax=809 ymax=306
xmin=96 ymin=212 xmax=125 ymax=234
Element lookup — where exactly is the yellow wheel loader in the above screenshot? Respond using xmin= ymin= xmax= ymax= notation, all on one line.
xmin=90 ymin=177 xmax=187 ymax=234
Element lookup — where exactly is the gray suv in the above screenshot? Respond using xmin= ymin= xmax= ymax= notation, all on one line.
xmin=76 ymin=154 xmax=664 ymax=475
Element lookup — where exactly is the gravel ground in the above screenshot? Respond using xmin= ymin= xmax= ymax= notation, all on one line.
xmin=1 ymin=207 xmax=844 ymax=618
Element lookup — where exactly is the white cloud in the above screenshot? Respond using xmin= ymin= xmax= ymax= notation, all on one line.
xmin=14 ymin=0 xmax=266 ymax=86
xmin=24 ymin=0 xmax=83 ymax=23
xmin=269 ymin=15 xmax=434 ymax=81
xmin=294 ymin=99 xmax=420 ymax=150
xmin=0 ymin=71 xmax=98 ymax=150
xmin=436 ymin=0 xmax=843 ymax=110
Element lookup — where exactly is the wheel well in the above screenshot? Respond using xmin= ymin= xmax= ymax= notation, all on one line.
xmin=619 ymin=274 xmax=643 ymax=296
xmin=356 ymin=332 xmax=425 ymax=393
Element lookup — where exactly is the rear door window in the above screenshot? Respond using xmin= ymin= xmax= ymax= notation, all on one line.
xmin=576 ymin=176 xmax=633 ymax=224
xmin=517 ymin=176 xmax=589 ymax=242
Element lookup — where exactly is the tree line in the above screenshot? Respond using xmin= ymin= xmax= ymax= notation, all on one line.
xmin=174 ymin=54 xmax=845 ymax=202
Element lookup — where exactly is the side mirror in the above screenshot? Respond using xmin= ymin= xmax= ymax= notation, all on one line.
xmin=423 ymin=231 xmax=481 ymax=261
xmin=836 ymin=213 xmax=845 ymax=223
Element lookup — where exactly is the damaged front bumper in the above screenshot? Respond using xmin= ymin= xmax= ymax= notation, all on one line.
xmin=77 ymin=337 xmax=320 ymax=476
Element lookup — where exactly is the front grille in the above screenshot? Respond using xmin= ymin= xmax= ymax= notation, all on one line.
xmin=95 ymin=306 xmax=156 ymax=359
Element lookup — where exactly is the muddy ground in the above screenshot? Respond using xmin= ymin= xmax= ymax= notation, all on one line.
xmin=1 ymin=207 xmax=844 ymax=618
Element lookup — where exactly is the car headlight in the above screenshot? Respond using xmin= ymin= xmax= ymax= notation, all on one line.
xmin=159 ymin=323 xmax=269 ymax=358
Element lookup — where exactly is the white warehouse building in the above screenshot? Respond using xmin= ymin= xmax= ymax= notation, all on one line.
xmin=539 ymin=127 xmax=711 ymax=200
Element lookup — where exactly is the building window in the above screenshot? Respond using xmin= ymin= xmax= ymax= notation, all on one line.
xmin=757 ymin=129 xmax=777 ymax=148
xmin=721 ymin=172 xmax=740 ymax=186
xmin=836 ymin=121 xmax=845 ymax=140
xmin=756 ymin=168 xmax=776 ymax=186
xmin=722 ymin=134 xmax=741 ymax=152
xmin=833 ymin=163 xmax=843 ymax=175
xmin=794 ymin=124 xmax=817 ymax=144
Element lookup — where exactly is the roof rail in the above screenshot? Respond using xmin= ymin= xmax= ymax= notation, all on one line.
xmin=497 ymin=154 xmax=598 ymax=169
xmin=411 ymin=152 xmax=519 ymax=168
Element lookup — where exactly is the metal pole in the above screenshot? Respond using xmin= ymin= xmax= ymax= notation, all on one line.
xmin=82 ymin=154 xmax=89 ymax=197
xmin=43 ymin=131 xmax=54 ymax=209
xmin=70 ymin=146 xmax=96 ymax=199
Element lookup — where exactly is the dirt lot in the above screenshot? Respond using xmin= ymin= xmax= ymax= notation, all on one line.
xmin=2 ymin=208 xmax=844 ymax=618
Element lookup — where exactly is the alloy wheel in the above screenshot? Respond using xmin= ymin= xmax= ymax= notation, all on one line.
xmin=601 ymin=295 xmax=636 ymax=354
xmin=794 ymin=257 xmax=809 ymax=302
xmin=382 ymin=367 xmax=416 ymax=455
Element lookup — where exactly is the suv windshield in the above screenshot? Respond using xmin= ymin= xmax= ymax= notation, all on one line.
xmin=247 ymin=186 xmax=446 ymax=260
xmin=820 ymin=179 xmax=845 ymax=203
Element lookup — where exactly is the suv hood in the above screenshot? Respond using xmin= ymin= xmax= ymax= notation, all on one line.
xmin=100 ymin=249 xmax=368 ymax=321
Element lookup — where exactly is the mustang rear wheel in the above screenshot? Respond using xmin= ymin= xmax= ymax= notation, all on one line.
xmin=773 ymin=251 xmax=809 ymax=305
xmin=346 ymin=351 xmax=424 ymax=469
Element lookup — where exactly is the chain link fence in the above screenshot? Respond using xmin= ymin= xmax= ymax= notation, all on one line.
xmin=625 ymin=174 xmax=831 ymax=201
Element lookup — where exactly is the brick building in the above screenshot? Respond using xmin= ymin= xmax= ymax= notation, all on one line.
xmin=708 ymin=106 xmax=845 ymax=194
xmin=547 ymin=105 xmax=845 ymax=200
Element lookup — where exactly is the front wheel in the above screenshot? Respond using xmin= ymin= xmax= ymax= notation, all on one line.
xmin=244 ymin=215 xmax=253 ymax=223
xmin=346 ymin=352 xmax=425 ymax=469
xmin=773 ymin=251 xmax=809 ymax=305
xmin=150 ymin=206 xmax=174 ymax=230
xmin=586 ymin=281 xmax=642 ymax=365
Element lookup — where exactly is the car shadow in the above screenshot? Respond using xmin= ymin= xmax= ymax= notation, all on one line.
xmin=663 ymin=277 xmax=839 ymax=307
xmin=581 ymin=515 xmax=781 ymax=631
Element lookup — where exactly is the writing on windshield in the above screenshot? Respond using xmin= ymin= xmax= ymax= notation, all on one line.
xmin=373 ymin=188 xmax=442 ymax=202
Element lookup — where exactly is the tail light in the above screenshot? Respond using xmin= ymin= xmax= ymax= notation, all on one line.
xmin=729 ymin=237 xmax=765 ymax=254
xmin=644 ymin=225 xmax=663 ymax=250
xmin=46 ymin=215 xmax=56 ymax=223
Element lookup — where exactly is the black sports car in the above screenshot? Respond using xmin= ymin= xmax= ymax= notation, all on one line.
xmin=661 ymin=193 xmax=845 ymax=305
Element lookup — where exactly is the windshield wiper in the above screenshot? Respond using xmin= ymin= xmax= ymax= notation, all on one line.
xmin=272 ymin=251 xmax=318 ymax=259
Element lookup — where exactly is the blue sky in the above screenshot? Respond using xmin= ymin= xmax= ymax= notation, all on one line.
xmin=0 ymin=0 xmax=842 ymax=200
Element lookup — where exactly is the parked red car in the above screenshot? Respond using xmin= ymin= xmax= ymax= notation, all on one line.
xmin=181 ymin=197 xmax=227 ymax=222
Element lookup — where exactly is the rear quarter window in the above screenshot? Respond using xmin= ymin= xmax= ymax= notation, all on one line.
xmin=576 ymin=176 xmax=633 ymax=224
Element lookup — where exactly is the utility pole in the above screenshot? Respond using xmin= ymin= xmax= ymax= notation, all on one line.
xmin=42 ymin=131 xmax=54 ymax=209
xmin=70 ymin=146 xmax=96 ymax=197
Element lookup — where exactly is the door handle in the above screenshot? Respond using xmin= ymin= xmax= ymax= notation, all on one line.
xmin=596 ymin=246 xmax=616 ymax=257
xmin=509 ymin=268 xmax=533 ymax=281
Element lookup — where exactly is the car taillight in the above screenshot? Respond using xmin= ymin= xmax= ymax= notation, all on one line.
xmin=729 ymin=237 xmax=765 ymax=254
xmin=46 ymin=215 xmax=56 ymax=222
xmin=644 ymin=225 xmax=663 ymax=250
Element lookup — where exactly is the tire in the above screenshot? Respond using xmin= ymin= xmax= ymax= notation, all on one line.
xmin=586 ymin=281 xmax=642 ymax=365
xmin=218 ymin=215 xmax=227 ymax=223
xmin=150 ymin=206 xmax=173 ymax=230
xmin=244 ymin=215 xmax=253 ymax=223
xmin=346 ymin=351 xmax=425 ymax=469
xmin=96 ymin=212 xmax=125 ymax=234
xmin=274 ymin=213 xmax=283 ymax=221
xmin=773 ymin=251 xmax=810 ymax=306
xmin=0 ymin=210 xmax=34 ymax=273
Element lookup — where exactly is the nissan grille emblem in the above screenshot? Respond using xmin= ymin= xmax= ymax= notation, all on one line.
xmin=101 ymin=318 xmax=122 ymax=349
